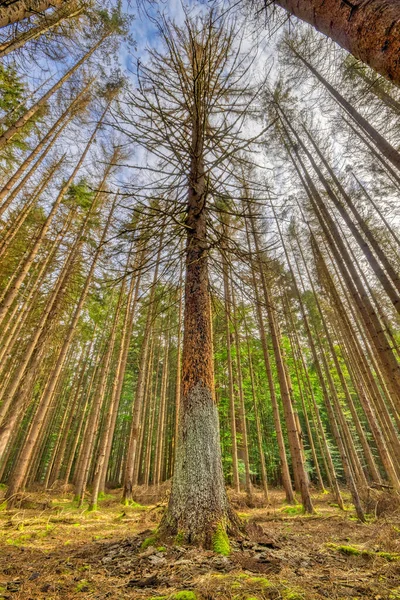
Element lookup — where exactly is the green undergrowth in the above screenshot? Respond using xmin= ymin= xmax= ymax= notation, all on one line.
xmin=328 ymin=544 xmax=400 ymax=561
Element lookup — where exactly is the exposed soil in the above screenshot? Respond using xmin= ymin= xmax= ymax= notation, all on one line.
xmin=0 ymin=487 xmax=399 ymax=600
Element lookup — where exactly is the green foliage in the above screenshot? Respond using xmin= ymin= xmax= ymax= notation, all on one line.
xmin=64 ymin=178 xmax=94 ymax=210
xmin=212 ymin=523 xmax=230 ymax=556
xmin=0 ymin=64 xmax=26 ymax=116
xmin=97 ymin=6 xmax=130 ymax=36
xmin=282 ymin=590 xmax=305 ymax=600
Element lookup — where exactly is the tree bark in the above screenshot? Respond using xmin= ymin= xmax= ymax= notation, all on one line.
xmin=0 ymin=0 xmax=65 ymax=28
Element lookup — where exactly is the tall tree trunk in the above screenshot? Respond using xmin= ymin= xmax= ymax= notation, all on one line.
xmin=231 ymin=280 xmax=253 ymax=498
xmin=243 ymin=309 xmax=269 ymax=502
xmin=160 ymin=78 xmax=236 ymax=542
xmin=172 ymin=258 xmax=183 ymax=469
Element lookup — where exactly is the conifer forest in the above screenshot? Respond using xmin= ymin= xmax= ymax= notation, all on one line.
xmin=0 ymin=0 xmax=400 ymax=598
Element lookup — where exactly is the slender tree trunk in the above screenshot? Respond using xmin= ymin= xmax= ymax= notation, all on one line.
xmin=173 ymin=258 xmax=183 ymax=469
xmin=248 ymin=204 xmax=313 ymax=513
xmin=222 ymin=246 xmax=240 ymax=492
xmin=76 ymin=287 xmax=124 ymax=506
xmin=244 ymin=217 xmax=295 ymax=503
xmin=97 ymin=254 xmax=143 ymax=495
xmin=154 ymin=331 xmax=169 ymax=486
xmin=231 ymin=279 xmax=253 ymax=498
xmin=122 ymin=233 xmax=163 ymax=503
xmin=243 ymin=309 xmax=269 ymax=502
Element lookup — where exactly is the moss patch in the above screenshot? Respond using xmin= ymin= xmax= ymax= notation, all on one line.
xmin=140 ymin=534 xmax=158 ymax=550
xmin=280 ymin=504 xmax=304 ymax=515
xmin=212 ymin=522 xmax=230 ymax=556
xmin=328 ymin=544 xmax=400 ymax=561
xmin=146 ymin=593 xmax=197 ymax=600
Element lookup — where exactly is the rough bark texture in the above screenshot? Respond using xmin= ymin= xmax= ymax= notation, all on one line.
xmin=274 ymin=0 xmax=400 ymax=85
xmin=162 ymin=383 xmax=232 ymax=544
xmin=0 ymin=0 xmax=65 ymax=28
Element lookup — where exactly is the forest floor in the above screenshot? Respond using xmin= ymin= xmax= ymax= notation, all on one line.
xmin=0 ymin=486 xmax=399 ymax=600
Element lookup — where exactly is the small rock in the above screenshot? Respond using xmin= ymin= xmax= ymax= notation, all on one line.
xmin=126 ymin=574 xmax=159 ymax=588
xmin=139 ymin=546 xmax=156 ymax=557
xmin=101 ymin=556 xmax=114 ymax=564
xmin=174 ymin=559 xmax=192 ymax=565
xmin=148 ymin=555 xmax=166 ymax=565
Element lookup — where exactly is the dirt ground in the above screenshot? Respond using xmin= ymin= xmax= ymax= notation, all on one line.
xmin=0 ymin=486 xmax=399 ymax=600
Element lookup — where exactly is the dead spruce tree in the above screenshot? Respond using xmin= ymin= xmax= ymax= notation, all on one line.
xmin=113 ymin=10 xmax=267 ymax=546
